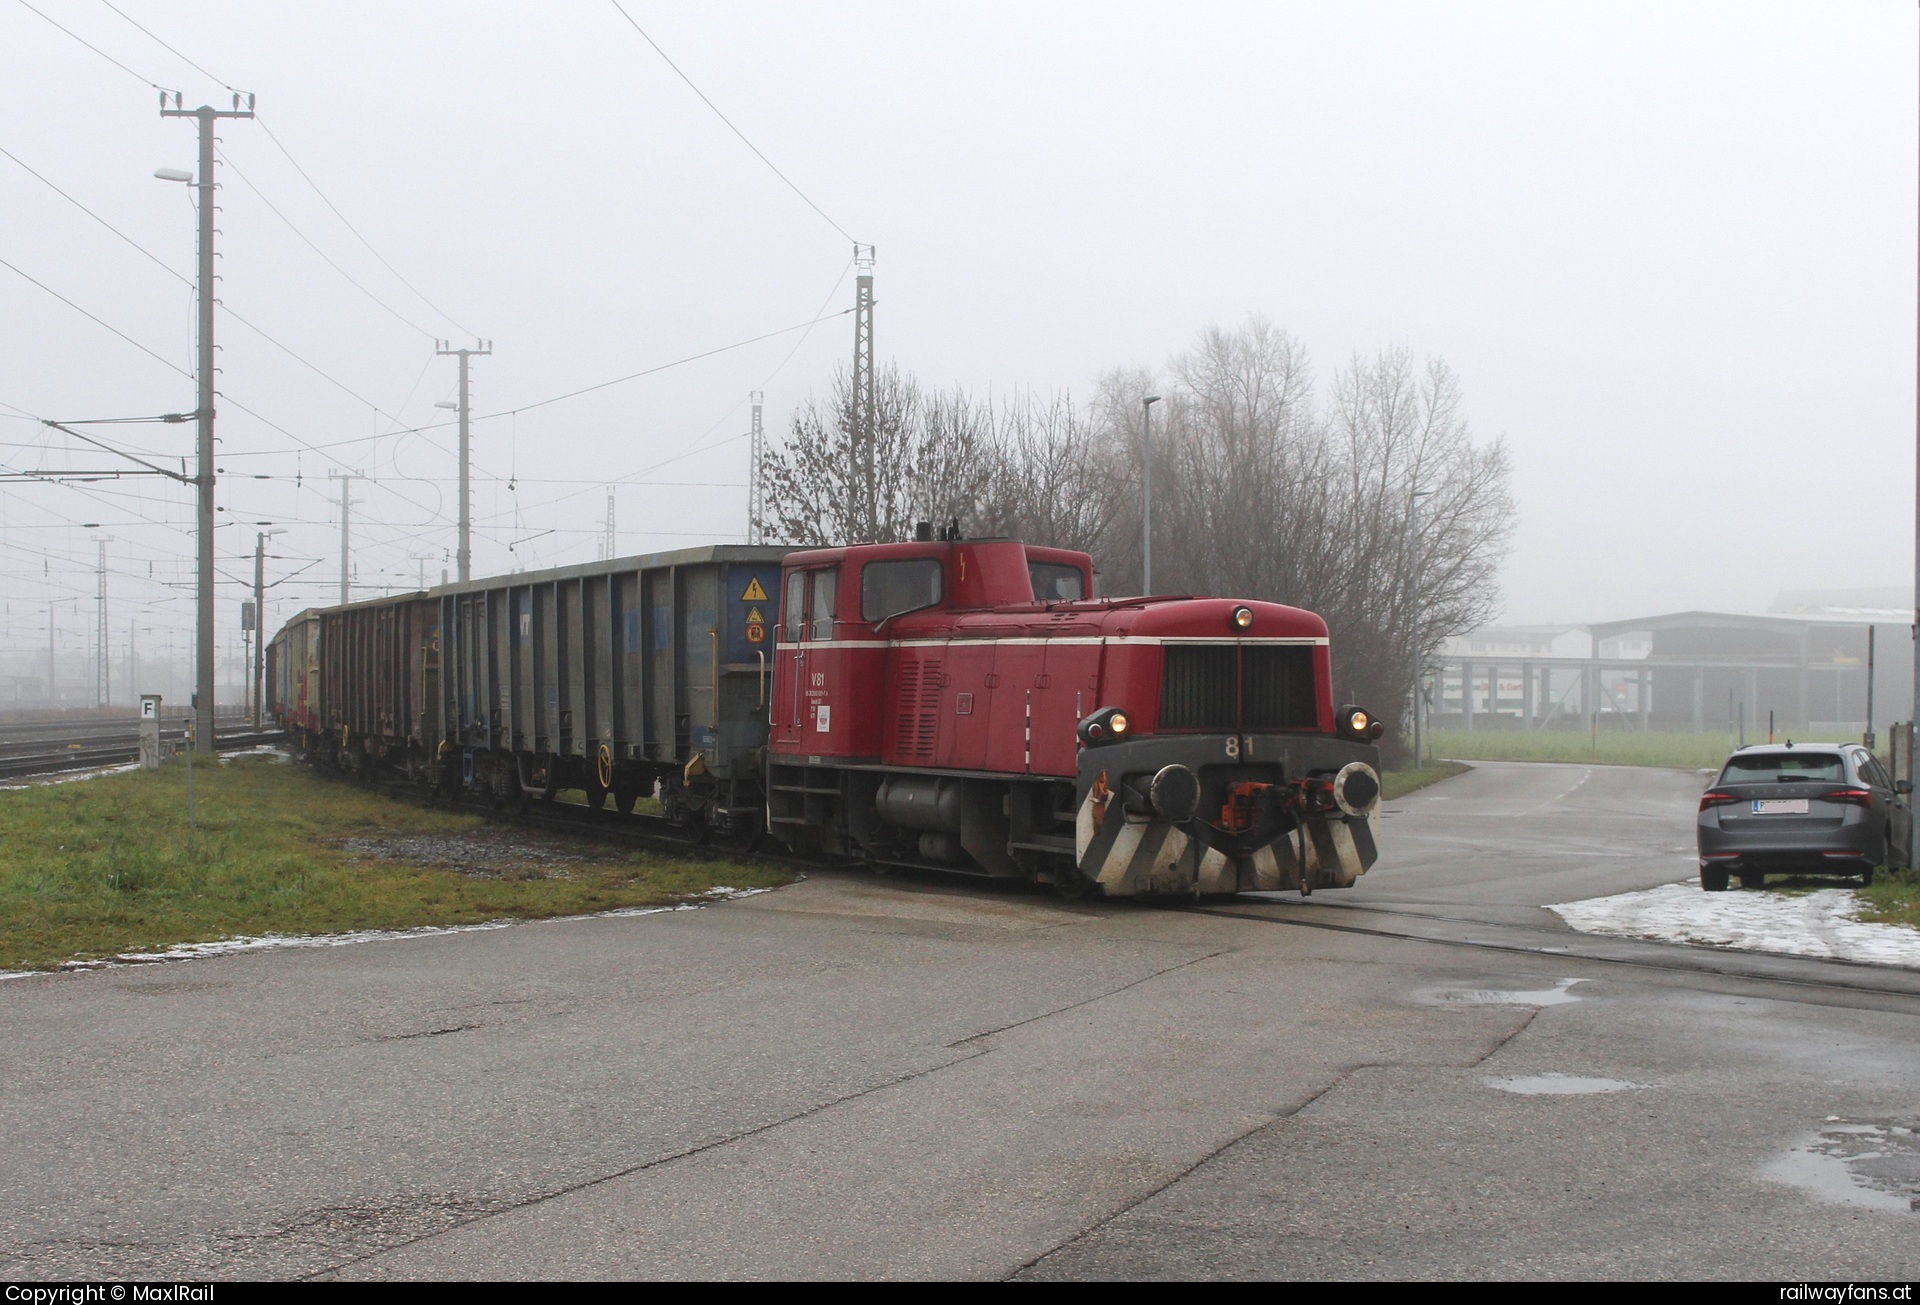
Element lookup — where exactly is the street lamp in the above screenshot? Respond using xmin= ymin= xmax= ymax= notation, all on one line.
xmin=252 ymin=527 xmax=287 ymax=726
xmin=1410 ymin=488 xmax=1434 ymax=766
xmin=1141 ymin=394 xmax=1161 ymax=595
xmin=153 ymin=157 xmax=219 ymax=753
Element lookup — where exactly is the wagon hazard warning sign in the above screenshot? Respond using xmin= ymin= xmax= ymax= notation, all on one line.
xmin=740 ymin=576 xmax=769 ymax=602
xmin=745 ymin=606 xmax=767 ymax=643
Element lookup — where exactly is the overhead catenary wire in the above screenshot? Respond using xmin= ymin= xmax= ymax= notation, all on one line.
xmin=1 ymin=140 xmax=428 ymax=420
xmin=606 ymin=0 xmax=858 ymax=246
xmin=95 ymin=0 xmax=244 ymax=96
xmin=12 ymin=0 xmax=175 ymax=93
xmin=253 ymin=116 xmax=477 ymax=341
xmin=216 ymin=148 xmax=437 ymax=340
xmin=10 ymin=2 xmax=855 ymax=611
xmin=0 ymin=255 xmax=191 ymax=380
xmin=86 ymin=3 xmax=480 ymax=348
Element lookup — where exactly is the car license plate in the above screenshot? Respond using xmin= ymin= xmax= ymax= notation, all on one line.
xmin=1753 ymin=799 xmax=1808 ymax=814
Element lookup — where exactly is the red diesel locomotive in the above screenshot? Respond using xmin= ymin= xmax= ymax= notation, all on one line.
xmin=270 ymin=531 xmax=1384 ymax=898
xmin=766 ymin=529 xmax=1383 ymax=897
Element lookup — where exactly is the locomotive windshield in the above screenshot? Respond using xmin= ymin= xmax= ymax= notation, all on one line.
xmin=862 ymin=558 xmax=943 ymax=622
xmin=1028 ymin=562 xmax=1084 ymax=602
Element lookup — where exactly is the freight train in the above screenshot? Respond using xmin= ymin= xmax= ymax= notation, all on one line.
xmin=267 ymin=531 xmax=1385 ymax=897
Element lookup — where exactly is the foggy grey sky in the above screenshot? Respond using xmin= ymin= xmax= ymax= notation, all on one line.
xmin=2 ymin=1 xmax=1914 ymax=678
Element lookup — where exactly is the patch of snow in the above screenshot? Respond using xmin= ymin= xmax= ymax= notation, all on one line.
xmin=217 ymin=746 xmax=292 ymax=765
xmin=1549 ymin=881 xmax=1920 ymax=968
xmin=0 ymin=887 xmax=770 ymax=982
xmin=0 ymin=761 xmax=143 ymax=791
xmin=1486 ymin=1072 xmax=1643 ymax=1095
xmin=1417 ymin=977 xmax=1584 ymax=1007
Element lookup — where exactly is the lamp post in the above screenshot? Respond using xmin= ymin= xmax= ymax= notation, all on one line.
xmin=1141 ymin=394 xmax=1161 ymax=595
xmin=252 ymin=528 xmax=286 ymax=727
xmin=1411 ymin=488 xmax=1434 ymax=767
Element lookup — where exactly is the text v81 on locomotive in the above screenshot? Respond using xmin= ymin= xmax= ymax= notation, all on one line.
xmin=269 ymin=534 xmax=1384 ymax=898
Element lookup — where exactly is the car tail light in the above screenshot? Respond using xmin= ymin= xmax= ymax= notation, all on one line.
xmin=1699 ymin=790 xmax=1742 ymax=811
xmin=1823 ymin=788 xmax=1873 ymax=808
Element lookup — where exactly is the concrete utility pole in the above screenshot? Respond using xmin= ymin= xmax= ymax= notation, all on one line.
xmin=747 ymin=391 xmax=765 ymax=545
xmin=1140 ymin=395 xmax=1161 ymax=595
xmin=251 ymin=528 xmax=285 ymax=727
xmin=436 ymin=340 xmax=492 ymax=581
xmin=162 ymin=92 xmax=253 ymax=752
xmin=330 ymin=470 xmax=358 ymax=606
xmin=93 ymin=536 xmax=111 ymax=708
xmin=47 ymin=603 xmax=56 ymax=708
xmin=602 ymin=487 xmax=616 ymax=561
xmin=850 ymin=245 xmax=875 ymax=542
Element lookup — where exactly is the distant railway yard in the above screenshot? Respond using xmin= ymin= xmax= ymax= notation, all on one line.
xmin=3 ymin=753 xmax=1919 ymax=1279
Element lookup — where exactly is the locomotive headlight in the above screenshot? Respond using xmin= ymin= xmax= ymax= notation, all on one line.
xmin=1077 ymin=706 xmax=1130 ymax=747
xmin=1230 ymin=606 xmax=1254 ymax=630
xmin=1347 ymin=708 xmax=1370 ymax=734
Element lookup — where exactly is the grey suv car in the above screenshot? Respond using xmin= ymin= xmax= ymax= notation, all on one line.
xmin=1696 ymin=743 xmax=1912 ymax=891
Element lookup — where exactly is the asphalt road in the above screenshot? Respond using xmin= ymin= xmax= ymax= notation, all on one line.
xmin=3 ymin=760 xmax=1917 ymax=1280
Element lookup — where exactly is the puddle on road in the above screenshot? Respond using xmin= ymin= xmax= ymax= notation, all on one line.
xmin=1417 ymin=977 xmax=1585 ymax=1008
xmin=1485 ymin=1072 xmax=1642 ymax=1096
xmin=1764 ymin=1120 xmax=1920 ymax=1213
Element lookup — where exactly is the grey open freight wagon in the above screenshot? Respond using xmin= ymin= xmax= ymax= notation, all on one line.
xmin=274 ymin=545 xmax=787 ymax=829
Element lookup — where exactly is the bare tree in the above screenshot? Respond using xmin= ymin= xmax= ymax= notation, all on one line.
xmin=763 ymin=323 xmax=1514 ymax=764
xmin=764 ymin=364 xmax=995 ymax=545
xmin=977 ymin=392 xmax=1128 ymax=563
xmin=1321 ymin=348 xmax=1513 ymax=756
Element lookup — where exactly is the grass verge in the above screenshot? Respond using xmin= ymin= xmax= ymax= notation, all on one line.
xmin=1381 ymin=760 xmax=1470 ymax=801
xmin=1854 ymin=869 xmax=1920 ymax=931
xmin=1416 ymin=729 xmax=1853 ymax=771
xmin=0 ymin=753 xmax=791 ymax=974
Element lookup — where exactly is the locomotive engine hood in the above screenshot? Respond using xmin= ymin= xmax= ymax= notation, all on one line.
xmin=1063 ymin=593 xmax=1381 ymax=896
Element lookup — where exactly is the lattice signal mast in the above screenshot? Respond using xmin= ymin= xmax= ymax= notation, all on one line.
xmin=851 ymin=244 xmax=876 ymax=542
xmin=747 ymin=391 xmax=765 ymax=545
xmin=602 ymin=488 xmax=616 ymax=562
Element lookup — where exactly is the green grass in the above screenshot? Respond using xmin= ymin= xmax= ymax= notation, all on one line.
xmin=0 ymin=754 xmax=791 ymax=973
xmin=1381 ymin=760 xmax=1470 ymax=800
xmin=1854 ymin=868 xmax=1920 ymax=931
xmin=1418 ymin=728 xmax=1862 ymax=771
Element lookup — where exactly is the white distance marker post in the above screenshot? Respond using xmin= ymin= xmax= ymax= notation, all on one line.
xmin=139 ymin=694 xmax=161 ymax=771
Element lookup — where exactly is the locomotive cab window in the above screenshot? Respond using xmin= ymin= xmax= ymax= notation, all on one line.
xmin=809 ymin=568 xmax=837 ymax=641
xmin=1029 ymin=562 xmax=1084 ymax=603
xmin=784 ymin=570 xmax=805 ymax=641
xmin=861 ymin=558 xmax=943 ymax=623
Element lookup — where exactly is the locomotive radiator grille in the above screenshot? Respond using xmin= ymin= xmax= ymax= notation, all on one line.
xmin=895 ymin=658 xmax=943 ymax=758
xmin=1159 ymin=645 xmax=1236 ymax=730
xmin=1161 ymin=643 xmax=1315 ymax=731
xmin=1242 ymin=645 xmax=1316 ymax=730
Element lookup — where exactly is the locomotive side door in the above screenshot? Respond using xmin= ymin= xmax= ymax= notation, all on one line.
xmin=774 ymin=566 xmax=840 ymax=754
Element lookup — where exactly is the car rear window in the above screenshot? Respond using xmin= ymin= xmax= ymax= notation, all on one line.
xmin=1719 ymin=753 xmax=1845 ymax=784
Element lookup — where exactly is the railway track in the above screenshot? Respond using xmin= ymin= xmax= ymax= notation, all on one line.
xmin=0 ymin=729 xmax=287 ymax=781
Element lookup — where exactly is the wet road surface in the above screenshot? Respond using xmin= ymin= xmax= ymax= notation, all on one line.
xmin=4 ymin=760 xmax=1918 ymax=1279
